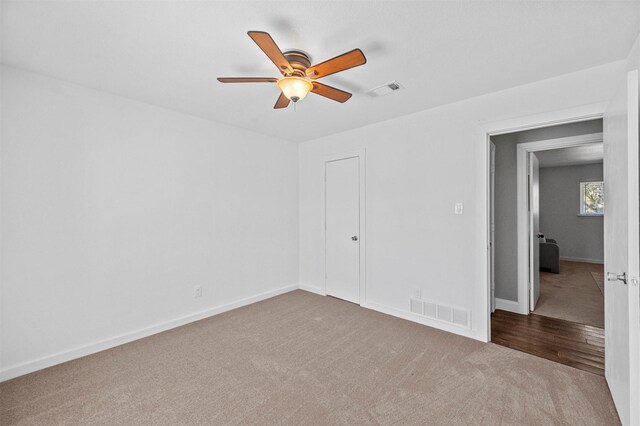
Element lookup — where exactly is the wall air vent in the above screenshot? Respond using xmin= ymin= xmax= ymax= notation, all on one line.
xmin=410 ymin=298 xmax=423 ymax=315
xmin=409 ymin=298 xmax=471 ymax=330
xmin=367 ymin=81 xmax=402 ymax=97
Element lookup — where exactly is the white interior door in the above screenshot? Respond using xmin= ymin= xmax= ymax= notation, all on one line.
xmin=604 ymin=69 xmax=640 ymax=426
xmin=529 ymin=152 xmax=541 ymax=311
xmin=490 ymin=142 xmax=496 ymax=312
xmin=325 ymin=156 xmax=360 ymax=304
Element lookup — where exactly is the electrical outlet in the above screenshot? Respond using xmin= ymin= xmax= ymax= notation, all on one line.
xmin=194 ymin=286 xmax=202 ymax=298
xmin=413 ymin=288 xmax=422 ymax=300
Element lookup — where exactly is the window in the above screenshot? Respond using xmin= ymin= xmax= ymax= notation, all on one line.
xmin=580 ymin=181 xmax=604 ymax=215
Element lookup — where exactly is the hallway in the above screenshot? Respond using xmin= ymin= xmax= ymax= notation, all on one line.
xmin=491 ymin=310 xmax=605 ymax=375
xmin=492 ymin=261 xmax=605 ymax=376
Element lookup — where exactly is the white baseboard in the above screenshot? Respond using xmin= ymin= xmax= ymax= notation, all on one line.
xmin=361 ymin=301 xmax=479 ymax=341
xmin=298 ymin=288 xmax=481 ymax=341
xmin=298 ymin=283 xmax=326 ymax=296
xmin=494 ymin=297 xmax=522 ymax=314
xmin=2 ymin=283 xmax=490 ymax=382
xmin=560 ymin=256 xmax=604 ymax=264
xmin=0 ymin=284 xmax=298 ymax=382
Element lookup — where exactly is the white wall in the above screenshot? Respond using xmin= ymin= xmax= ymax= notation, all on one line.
xmin=299 ymin=61 xmax=623 ymax=341
xmin=0 ymin=66 xmax=299 ymax=379
xmin=491 ymin=120 xmax=603 ymax=301
xmin=540 ymin=162 xmax=604 ymax=263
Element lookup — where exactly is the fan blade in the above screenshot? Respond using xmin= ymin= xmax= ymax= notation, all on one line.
xmin=217 ymin=77 xmax=278 ymax=83
xmin=274 ymin=92 xmax=290 ymax=109
xmin=247 ymin=31 xmax=293 ymax=75
xmin=306 ymin=49 xmax=366 ymax=79
xmin=311 ymin=82 xmax=352 ymax=103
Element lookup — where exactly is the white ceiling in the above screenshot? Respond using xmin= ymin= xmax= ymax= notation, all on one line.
xmin=2 ymin=1 xmax=639 ymax=142
xmin=537 ymin=144 xmax=604 ymax=168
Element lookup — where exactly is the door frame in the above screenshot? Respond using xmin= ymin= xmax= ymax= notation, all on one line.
xmin=528 ymin=151 xmax=541 ymax=312
xmin=479 ymin=102 xmax=606 ymax=342
xmin=324 ymin=149 xmax=366 ymax=305
xmin=515 ymin=132 xmax=603 ymax=314
xmin=490 ymin=141 xmax=496 ymax=313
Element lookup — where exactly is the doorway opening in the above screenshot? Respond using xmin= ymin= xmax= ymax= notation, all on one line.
xmin=488 ymin=119 xmax=606 ymax=375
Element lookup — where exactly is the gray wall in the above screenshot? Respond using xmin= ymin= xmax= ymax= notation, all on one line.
xmin=539 ymin=163 xmax=604 ymax=262
xmin=492 ymin=119 xmax=602 ymax=302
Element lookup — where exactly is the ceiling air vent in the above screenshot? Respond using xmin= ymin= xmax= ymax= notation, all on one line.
xmin=368 ymin=81 xmax=402 ymax=97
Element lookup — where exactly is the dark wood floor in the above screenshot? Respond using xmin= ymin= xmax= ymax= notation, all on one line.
xmin=491 ymin=309 xmax=605 ymax=375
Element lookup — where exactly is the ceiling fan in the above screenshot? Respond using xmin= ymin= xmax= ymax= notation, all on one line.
xmin=217 ymin=31 xmax=366 ymax=109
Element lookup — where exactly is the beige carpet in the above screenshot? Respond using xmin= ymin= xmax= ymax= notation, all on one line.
xmin=535 ymin=261 xmax=605 ymax=328
xmin=1 ymin=290 xmax=619 ymax=425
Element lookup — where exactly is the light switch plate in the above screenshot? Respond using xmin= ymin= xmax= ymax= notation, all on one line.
xmin=454 ymin=202 xmax=464 ymax=215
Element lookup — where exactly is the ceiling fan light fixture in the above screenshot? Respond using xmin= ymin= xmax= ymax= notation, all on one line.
xmin=277 ymin=76 xmax=313 ymax=102
xmin=218 ymin=31 xmax=366 ymax=109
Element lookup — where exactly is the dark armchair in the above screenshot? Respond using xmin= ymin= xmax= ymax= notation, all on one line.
xmin=540 ymin=238 xmax=560 ymax=274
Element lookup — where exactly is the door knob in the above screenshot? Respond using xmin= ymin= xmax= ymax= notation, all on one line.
xmin=351 ymin=236 xmax=358 ymax=241
xmin=607 ymin=272 xmax=627 ymax=285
